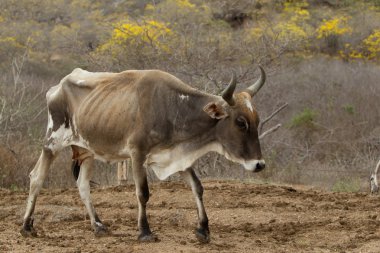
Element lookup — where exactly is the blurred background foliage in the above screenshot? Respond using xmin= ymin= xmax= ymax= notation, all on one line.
xmin=0 ymin=0 xmax=379 ymax=191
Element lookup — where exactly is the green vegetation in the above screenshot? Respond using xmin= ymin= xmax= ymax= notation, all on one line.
xmin=290 ymin=108 xmax=318 ymax=128
xmin=331 ymin=178 xmax=361 ymax=193
xmin=343 ymin=104 xmax=355 ymax=115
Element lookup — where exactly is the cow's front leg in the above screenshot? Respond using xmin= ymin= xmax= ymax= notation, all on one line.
xmin=180 ymin=168 xmax=210 ymax=243
xmin=131 ymin=152 xmax=156 ymax=241
xmin=76 ymin=154 xmax=108 ymax=236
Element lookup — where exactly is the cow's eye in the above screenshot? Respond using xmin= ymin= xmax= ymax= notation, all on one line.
xmin=236 ymin=116 xmax=249 ymax=131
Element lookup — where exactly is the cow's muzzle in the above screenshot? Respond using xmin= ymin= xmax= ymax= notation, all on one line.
xmin=244 ymin=159 xmax=266 ymax=172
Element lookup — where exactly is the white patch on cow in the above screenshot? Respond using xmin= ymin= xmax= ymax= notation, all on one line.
xmin=224 ymin=152 xmax=265 ymax=172
xmin=179 ymin=94 xmax=189 ymax=101
xmin=243 ymin=159 xmax=265 ymax=171
xmin=76 ymin=80 xmax=85 ymax=85
xmin=146 ymin=142 xmax=224 ymax=180
xmin=47 ymin=123 xmax=73 ymax=154
xmin=46 ymin=114 xmax=94 ymax=156
xmin=245 ymin=99 xmax=253 ymax=112
xmin=95 ymin=221 xmax=103 ymax=227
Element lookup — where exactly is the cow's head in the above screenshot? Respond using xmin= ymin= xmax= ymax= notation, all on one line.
xmin=204 ymin=67 xmax=266 ymax=172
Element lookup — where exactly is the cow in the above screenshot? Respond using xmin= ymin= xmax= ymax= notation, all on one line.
xmin=20 ymin=66 xmax=267 ymax=243
xmin=370 ymin=159 xmax=380 ymax=193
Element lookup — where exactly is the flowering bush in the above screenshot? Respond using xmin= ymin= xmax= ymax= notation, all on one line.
xmin=363 ymin=29 xmax=380 ymax=60
xmin=316 ymin=17 xmax=352 ymax=39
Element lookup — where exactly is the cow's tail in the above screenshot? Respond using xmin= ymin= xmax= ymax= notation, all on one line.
xmin=71 ymin=160 xmax=81 ymax=181
xmin=370 ymin=159 xmax=380 ymax=194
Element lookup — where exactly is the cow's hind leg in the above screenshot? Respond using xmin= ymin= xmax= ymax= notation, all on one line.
xmin=75 ymin=153 xmax=108 ymax=236
xmin=180 ymin=168 xmax=210 ymax=243
xmin=131 ymin=152 xmax=156 ymax=242
xmin=21 ymin=149 xmax=55 ymax=237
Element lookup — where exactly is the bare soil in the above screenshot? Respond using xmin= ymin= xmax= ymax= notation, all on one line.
xmin=1 ymin=180 xmax=380 ymax=253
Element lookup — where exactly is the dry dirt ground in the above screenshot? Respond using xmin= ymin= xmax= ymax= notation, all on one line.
xmin=1 ymin=180 xmax=380 ymax=253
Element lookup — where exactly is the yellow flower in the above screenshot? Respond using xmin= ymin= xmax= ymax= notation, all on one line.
xmin=363 ymin=29 xmax=380 ymax=59
xmin=174 ymin=0 xmax=195 ymax=9
xmin=316 ymin=17 xmax=352 ymax=39
xmin=98 ymin=19 xmax=174 ymax=55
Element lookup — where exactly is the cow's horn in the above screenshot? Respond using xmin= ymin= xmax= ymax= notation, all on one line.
xmin=246 ymin=66 xmax=266 ymax=97
xmin=221 ymin=72 xmax=237 ymax=106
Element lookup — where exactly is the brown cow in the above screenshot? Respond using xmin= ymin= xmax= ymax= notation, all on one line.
xmin=21 ymin=67 xmax=266 ymax=243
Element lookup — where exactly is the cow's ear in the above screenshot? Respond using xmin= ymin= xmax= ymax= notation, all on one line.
xmin=203 ymin=102 xmax=228 ymax=119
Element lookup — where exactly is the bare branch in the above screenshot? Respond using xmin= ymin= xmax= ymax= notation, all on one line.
xmin=259 ymin=103 xmax=288 ymax=133
xmin=259 ymin=124 xmax=282 ymax=139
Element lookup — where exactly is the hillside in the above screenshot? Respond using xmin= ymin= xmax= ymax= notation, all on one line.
xmin=0 ymin=0 xmax=379 ymax=190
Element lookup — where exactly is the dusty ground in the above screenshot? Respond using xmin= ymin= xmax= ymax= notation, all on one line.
xmin=1 ymin=180 xmax=380 ymax=253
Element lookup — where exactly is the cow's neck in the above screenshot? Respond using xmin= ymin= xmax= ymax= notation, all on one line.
xmin=167 ymin=92 xmax=220 ymax=144
xmin=147 ymin=92 xmax=225 ymax=180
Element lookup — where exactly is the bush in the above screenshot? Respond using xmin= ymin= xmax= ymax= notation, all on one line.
xmin=289 ymin=108 xmax=318 ymax=128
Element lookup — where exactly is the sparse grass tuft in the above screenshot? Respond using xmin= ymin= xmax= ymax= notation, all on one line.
xmin=331 ymin=178 xmax=361 ymax=192
xmin=343 ymin=104 xmax=355 ymax=115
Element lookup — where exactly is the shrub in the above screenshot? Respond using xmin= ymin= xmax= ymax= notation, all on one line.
xmin=363 ymin=29 xmax=380 ymax=60
xmin=343 ymin=104 xmax=355 ymax=115
xmin=316 ymin=16 xmax=352 ymax=54
xmin=274 ymin=0 xmax=312 ymax=51
xmin=289 ymin=108 xmax=318 ymax=128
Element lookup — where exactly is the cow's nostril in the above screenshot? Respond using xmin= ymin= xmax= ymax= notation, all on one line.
xmin=256 ymin=162 xmax=265 ymax=171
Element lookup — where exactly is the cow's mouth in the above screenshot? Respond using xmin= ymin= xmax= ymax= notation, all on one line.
xmin=243 ymin=159 xmax=266 ymax=172
xmin=223 ymin=152 xmax=265 ymax=172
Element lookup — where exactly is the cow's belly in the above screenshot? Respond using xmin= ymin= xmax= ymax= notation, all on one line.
xmin=146 ymin=142 xmax=223 ymax=180
xmin=46 ymin=113 xmax=131 ymax=162
xmin=73 ymin=139 xmax=131 ymax=164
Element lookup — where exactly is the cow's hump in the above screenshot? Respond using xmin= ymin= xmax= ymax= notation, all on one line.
xmin=67 ymin=68 xmax=117 ymax=88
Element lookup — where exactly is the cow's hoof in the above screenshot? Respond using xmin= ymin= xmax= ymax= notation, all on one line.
xmin=195 ymin=228 xmax=210 ymax=243
xmin=20 ymin=227 xmax=37 ymax=237
xmin=138 ymin=233 xmax=158 ymax=242
xmin=94 ymin=223 xmax=109 ymax=237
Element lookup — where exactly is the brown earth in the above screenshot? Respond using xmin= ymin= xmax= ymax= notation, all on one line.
xmin=1 ymin=180 xmax=380 ymax=253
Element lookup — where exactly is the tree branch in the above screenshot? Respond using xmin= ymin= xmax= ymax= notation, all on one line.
xmin=259 ymin=123 xmax=282 ymax=139
xmin=259 ymin=103 xmax=288 ymax=133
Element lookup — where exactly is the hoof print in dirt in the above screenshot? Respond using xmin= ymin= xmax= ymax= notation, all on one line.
xmin=138 ymin=233 xmax=159 ymax=242
xmin=195 ymin=228 xmax=210 ymax=243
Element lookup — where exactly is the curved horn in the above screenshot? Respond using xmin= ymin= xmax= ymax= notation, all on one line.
xmin=221 ymin=72 xmax=237 ymax=106
xmin=246 ymin=66 xmax=266 ymax=97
